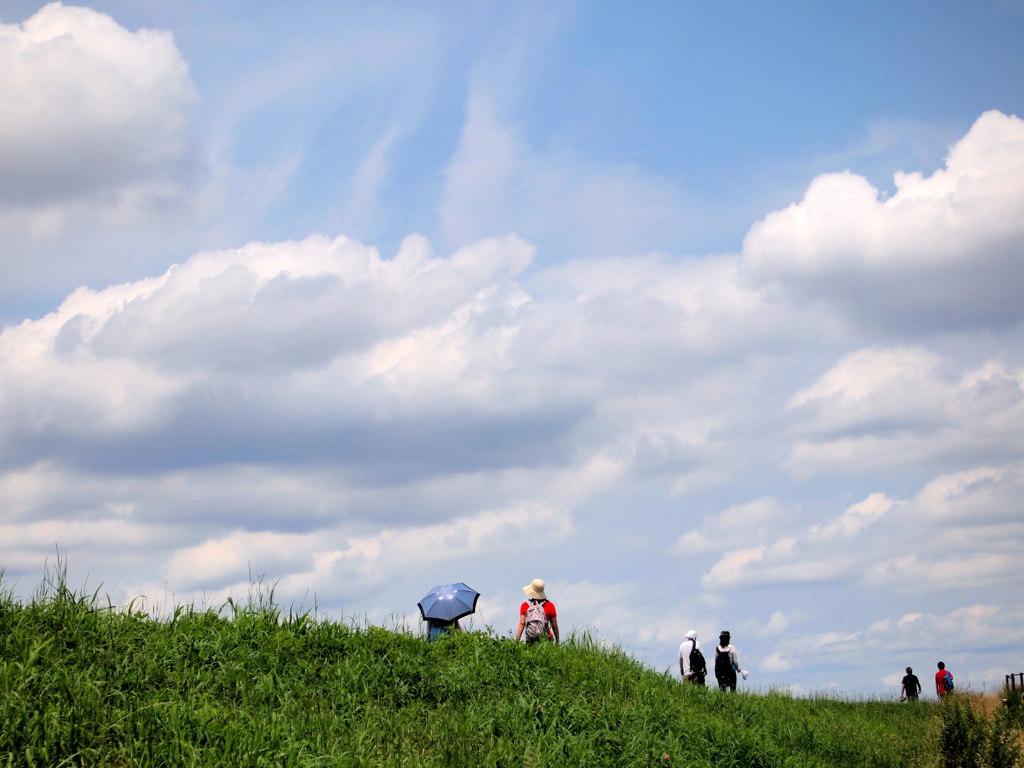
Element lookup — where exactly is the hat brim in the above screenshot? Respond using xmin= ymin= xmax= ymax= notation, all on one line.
xmin=523 ymin=585 xmax=547 ymax=600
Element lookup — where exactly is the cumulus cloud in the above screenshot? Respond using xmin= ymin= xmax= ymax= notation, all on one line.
xmin=743 ymin=110 xmax=1024 ymax=332
xmin=0 ymin=3 xmax=196 ymax=212
xmin=692 ymin=460 xmax=1024 ymax=595
xmin=785 ymin=347 xmax=1024 ymax=475
xmin=1 ymin=231 xmax=789 ymax=486
xmin=673 ymin=497 xmax=787 ymax=553
xmin=0 ymin=230 xmax=788 ymax=620
xmin=0 ymin=458 xmax=579 ymax=597
xmin=0 ymin=3 xmax=199 ymax=305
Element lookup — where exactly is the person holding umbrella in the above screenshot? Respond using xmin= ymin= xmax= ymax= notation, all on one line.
xmin=417 ymin=582 xmax=480 ymax=641
xmin=425 ymin=616 xmax=462 ymax=640
xmin=516 ymin=578 xmax=559 ymax=644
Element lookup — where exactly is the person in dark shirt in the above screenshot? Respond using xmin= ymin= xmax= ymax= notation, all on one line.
xmin=900 ymin=666 xmax=921 ymax=701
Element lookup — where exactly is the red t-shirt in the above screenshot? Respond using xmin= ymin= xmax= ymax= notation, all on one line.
xmin=520 ymin=600 xmax=556 ymax=638
xmin=936 ymin=669 xmax=951 ymax=696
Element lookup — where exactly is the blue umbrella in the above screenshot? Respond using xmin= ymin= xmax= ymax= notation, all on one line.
xmin=417 ymin=582 xmax=480 ymax=622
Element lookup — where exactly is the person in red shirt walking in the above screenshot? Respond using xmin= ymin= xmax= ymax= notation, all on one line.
xmin=935 ymin=661 xmax=954 ymax=696
xmin=516 ymin=578 xmax=559 ymax=643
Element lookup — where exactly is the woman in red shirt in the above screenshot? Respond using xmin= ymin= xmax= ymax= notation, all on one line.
xmin=516 ymin=578 xmax=559 ymax=643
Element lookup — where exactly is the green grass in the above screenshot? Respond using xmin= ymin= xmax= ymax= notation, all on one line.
xmin=0 ymin=573 xmax=1002 ymax=767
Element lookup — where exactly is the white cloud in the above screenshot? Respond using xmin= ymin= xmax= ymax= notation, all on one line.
xmin=743 ymin=110 xmax=1024 ymax=332
xmin=165 ymin=530 xmax=317 ymax=589
xmin=673 ymin=497 xmax=786 ymax=553
xmin=340 ymin=126 xmax=402 ymax=234
xmin=760 ymin=652 xmax=794 ymax=673
xmin=2 ymin=229 xmax=791 ymax=497
xmin=0 ymin=230 xmax=790 ymax=629
xmin=788 ymin=347 xmax=944 ymax=415
xmin=0 ymin=233 xmax=536 ymax=468
xmin=866 ymin=552 xmax=1020 ymax=591
xmin=0 ymin=453 xmax=593 ymax=618
xmin=757 ymin=610 xmax=802 ymax=639
xmin=0 ymin=3 xmax=196 ymax=213
xmin=785 ymin=348 xmax=1024 ymax=476
xmin=694 ymin=460 xmax=1024 ymax=595
xmin=0 ymin=3 xmax=199 ymax=303
xmin=809 ymin=492 xmax=893 ymax=540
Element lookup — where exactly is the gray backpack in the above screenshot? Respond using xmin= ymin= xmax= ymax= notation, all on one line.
xmin=524 ymin=600 xmax=549 ymax=640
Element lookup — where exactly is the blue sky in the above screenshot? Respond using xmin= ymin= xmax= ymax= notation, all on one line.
xmin=2 ymin=0 xmax=1024 ymax=696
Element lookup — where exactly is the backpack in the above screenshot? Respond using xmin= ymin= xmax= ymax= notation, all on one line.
xmin=943 ymin=671 xmax=955 ymax=692
xmin=524 ymin=600 xmax=549 ymax=640
xmin=715 ymin=646 xmax=733 ymax=678
xmin=688 ymin=641 xmax=707 ymax=678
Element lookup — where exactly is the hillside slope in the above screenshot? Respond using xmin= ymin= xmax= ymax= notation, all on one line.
xmin=0 ymin=579 xmax=942 ymax=767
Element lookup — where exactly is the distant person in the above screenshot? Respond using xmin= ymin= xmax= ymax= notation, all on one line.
xmin=679 ymin=629 xmax=707 ymax=685
xmin=935 ymin=661 xmax=955 ymax=697
xmin=425 ymin=617 xmax=461 ymax=641
xmin=900 ymin=666 xmax=922 ymax=701
xmin=516 ymin=579 xmax=559 ymax=643
xmin=714 ymin=630 xmax=746 ymax=691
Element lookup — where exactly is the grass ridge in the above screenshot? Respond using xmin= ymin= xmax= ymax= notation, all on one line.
xmin=0 ymin=573 xmax=1002 ymax=767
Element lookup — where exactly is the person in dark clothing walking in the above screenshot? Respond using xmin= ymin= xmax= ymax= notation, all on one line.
xmin=714 ymin=630 xmax=741 ymax=691
xmin=900 ymin=667 xmax=921 ymax=701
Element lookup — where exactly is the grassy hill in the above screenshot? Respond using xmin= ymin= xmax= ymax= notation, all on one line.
xmin=0 ymin=576 xmax=1016 ymax=767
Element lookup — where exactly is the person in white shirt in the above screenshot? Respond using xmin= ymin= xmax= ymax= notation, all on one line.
xmin=678 ymin=629 xmax=707 ymax=685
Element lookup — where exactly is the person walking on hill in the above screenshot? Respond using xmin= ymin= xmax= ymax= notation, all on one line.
xmin=714 ymin=630 xmax=744 ymax=691
xmin=935 ymin=661 xmax=954 ymax=697
xmin=516 ymin=579 xmax=559 ymax=644
xmin=679 ymin=629 xmax=707 ymax=685
xmin=900 ymin=666 xmax=921 ymax=701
